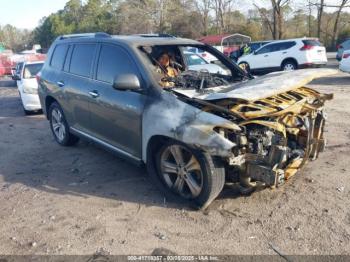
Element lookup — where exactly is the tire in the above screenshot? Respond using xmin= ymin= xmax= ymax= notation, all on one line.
xmin=239 ymin=62 xmax=250 ymax=74
xmin=49 ymin=102 xmax=79 ymax=146
xmin=148 ymin=140 xmax=225 ymax=209
xmin=282 ymin=60 xmax=297 ymax=71
xmin=23 ymin=108 xmax=31 ymax=115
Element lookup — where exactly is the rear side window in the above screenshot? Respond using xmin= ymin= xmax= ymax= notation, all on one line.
xmin=256 ymin=42 xmax=295 ymax=54
xmin=96 ymin=44 xmax=138 ymax=84
xmin=302 ymin=40 xmax=322 ymax=46
xmin=70 ymin=44 xmax=96 ymax=77
xmin=50 ymin=45 xmax=68 ymax=70
xmin=277 ymin=41 xmax=296 ymax=50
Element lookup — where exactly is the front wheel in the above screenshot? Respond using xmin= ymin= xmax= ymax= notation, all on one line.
xmin=151 ymin=141 xmax=225 ymax=209
xmin=239 ymin=62 xmax=250 ymax=74
xmin=49 ymin=102 xmax=79 ymax=146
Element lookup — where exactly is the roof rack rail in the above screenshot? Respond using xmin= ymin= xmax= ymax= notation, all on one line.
xmin=134 ymin=33 xmax=176 ymax=38
xmin=59 ymin=32 xmax=111 ymax=40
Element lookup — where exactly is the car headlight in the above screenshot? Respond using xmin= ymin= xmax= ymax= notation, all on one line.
xmin=23 ymin=85 xmax=38 ymax=94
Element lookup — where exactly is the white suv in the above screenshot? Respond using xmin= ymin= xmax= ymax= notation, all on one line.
xmin=237 ymin=38 xmax=327 ymax=73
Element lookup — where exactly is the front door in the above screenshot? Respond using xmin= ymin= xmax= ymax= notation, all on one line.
xmin=88 ymin=44 xmax=146 ymax=158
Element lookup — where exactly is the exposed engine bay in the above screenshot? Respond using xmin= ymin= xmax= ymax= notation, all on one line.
xmin=186 ymin=85 xmax=333 ymax=191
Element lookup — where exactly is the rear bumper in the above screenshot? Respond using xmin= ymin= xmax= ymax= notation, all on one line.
xmin=299 ymin=62 xmax=327 ymax=69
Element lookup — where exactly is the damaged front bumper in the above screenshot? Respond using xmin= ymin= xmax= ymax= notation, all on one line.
xmin=207 ymin=86 xmax=333 ymax=189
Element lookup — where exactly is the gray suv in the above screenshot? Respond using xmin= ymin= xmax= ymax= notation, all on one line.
xmin=38 ymin=32 xmax=333 ymax=209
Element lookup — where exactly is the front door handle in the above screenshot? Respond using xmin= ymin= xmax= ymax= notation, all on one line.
xmin=89 ymin=90 xmax=99 ymax=98
xmin=282 ymin=51 xmax=287 ymax=54
xmin=264 ymin=55 xmax=269 ymax=57
xmin=57 ymin=81 xmax=65 ymax=87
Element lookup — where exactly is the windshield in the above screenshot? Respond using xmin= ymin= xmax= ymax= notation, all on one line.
xmin=185 ymin=53 xmax=208 ymax=66
xmin=139 ymin=44 xmax=245 ymax=90
xmin=23 ymin=63 xmax=43 ymax=79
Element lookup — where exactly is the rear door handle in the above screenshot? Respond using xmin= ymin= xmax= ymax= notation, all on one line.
xmin=264 ymin=55 xmax=269 ymax=57
xmin=282 ymin=51 xmax=287 ymax=54
xmin=89 ymin=90 xmax=99 ymax=98
xmin=57 ymin=81 xmax=65 ymax=87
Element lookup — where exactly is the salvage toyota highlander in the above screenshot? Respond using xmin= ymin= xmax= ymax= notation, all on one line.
xmin=38 ymin=33 xmax=336 ymax=209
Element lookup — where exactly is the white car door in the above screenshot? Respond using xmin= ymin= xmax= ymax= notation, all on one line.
xmin=246 ymin=44 xmax=276 ymax=69
xmin=267 ymin=42 xmax=297 ymax=68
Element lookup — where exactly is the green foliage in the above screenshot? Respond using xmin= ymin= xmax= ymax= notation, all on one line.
xmin=1 ymin=0 xmax=350 ymax=50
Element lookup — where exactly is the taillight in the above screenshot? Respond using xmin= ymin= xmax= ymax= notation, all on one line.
xmin=300 ymin=44 xmax=314 ymax=51
xmin=343 ymin=53 xmax=350 ymax=59
xmin=201 ymin=53 xmax=207 ymax=57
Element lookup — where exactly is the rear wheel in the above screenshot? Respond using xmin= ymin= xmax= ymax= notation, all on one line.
xmin=49 ymin=102 xmax=79 ymax=146
xmin=282 ymin=60 xmax=297 ymax=71
xmin=150 ymin=140 xmax=225 ymax=209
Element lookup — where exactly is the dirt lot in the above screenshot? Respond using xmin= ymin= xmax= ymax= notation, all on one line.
xmin=0 ymin=67 xmax=349 ymax=256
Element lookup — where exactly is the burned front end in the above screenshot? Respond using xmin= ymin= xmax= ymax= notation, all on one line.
xmin=203 ymin=86 xmax=333 ymax=191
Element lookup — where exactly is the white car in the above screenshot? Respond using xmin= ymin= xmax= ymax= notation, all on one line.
xmin=339 ymin=50 xmax=350 ymax=73
xmin=184 ymin=52 xmax=229 ymax=75
xmin=15 ymin=61 xmax=44 ymax=114
xmin=186 ymin=47 xmax=218 ymax=63
xmin=238 ymin=38 xmax=327 ymax=73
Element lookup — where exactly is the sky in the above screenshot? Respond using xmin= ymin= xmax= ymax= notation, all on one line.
xmin=0 ymin=0 xmax=349 ymax=30
xmin=0 ymin=0 xmax=69 ymax=29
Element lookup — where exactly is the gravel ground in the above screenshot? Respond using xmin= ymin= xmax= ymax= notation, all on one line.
xmin=0 ymin=68 xmax=349 ymax=256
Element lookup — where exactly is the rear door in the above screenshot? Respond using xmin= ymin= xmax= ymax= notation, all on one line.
xmin=63 ymin=43 xmax=98 ymax=133
xmin=268 ymin=41 xmax=296 ymax=67
xmin=88 ymin=43 xmax=146 ymax=158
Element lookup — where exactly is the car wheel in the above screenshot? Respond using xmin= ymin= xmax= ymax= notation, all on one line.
xmin=23 ymin=108 xmax=31 ymax=115
xmin=239 ymin=62 xmax=250 ymax=73
xmin=282 ymin=60 xmax=297 ymax=71
xmin=152 ymin=140 xmax=225 ymax=209
xmin=49 ymin=102 xmax=79 ymax=146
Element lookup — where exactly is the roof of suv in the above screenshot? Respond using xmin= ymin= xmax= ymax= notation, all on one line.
xmin=56 ymin=33 xmax=202 ymax=46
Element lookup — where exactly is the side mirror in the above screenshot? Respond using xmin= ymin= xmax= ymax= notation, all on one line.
xmin=113 ymin=74 xmax=141 ymax=91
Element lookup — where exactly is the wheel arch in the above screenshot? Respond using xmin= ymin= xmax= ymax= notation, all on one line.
xmin=281 ymin=57 xmax=298 ymax=69
xmin=146 ymin=135 xmax=177 ymax=164
xmin=45 ymin=95 xmax=58 ymax=119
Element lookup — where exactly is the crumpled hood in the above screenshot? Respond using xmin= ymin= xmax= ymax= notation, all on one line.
xmin=173 ymin=69 xmax=338 ymax=101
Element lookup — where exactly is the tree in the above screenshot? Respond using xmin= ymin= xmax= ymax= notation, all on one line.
xmin=331 ymin=0 xmax=350 ymax=49
xmin=270 ymin=0 xmax=292 ymax=39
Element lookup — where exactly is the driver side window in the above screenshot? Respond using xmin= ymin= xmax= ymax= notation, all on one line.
xmin=96 ymin=44 xmax=139 ymax=84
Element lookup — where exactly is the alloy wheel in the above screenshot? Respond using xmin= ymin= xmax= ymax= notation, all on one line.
xmin=159 ymin=145 xmax=203 ymax=199
xmin=51 ymin=108 xmax=66 ymax=142
xmin=283 ymin=63 xmax=295 ymax=71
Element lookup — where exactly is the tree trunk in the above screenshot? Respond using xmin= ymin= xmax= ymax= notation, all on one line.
xmin=317 ymin=0 xmax=324 ymax=38
xmin=331 ymin=0 xmax=349 ymax=49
